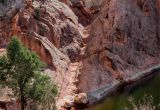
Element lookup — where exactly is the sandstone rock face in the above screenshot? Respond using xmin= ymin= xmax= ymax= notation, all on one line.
xmin=0 ymin=0 xmax=84 ymax=109
xmin=1 ymin=0 xmax=160 ymax=109
xmin=60 ymin=93 xmax=88 ymax=108
xmin=74 ymin=93 xmax=88 ymax=104
xmin=78 ymin=0 xmax=160 ymax=93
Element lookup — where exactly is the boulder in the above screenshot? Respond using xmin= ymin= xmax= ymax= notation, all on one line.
xmin=74 ymin=93 xmax=88 ymax=104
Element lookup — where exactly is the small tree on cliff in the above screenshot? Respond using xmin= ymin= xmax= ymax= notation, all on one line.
xmin=0 ymin=37 xmax=58 ymax=110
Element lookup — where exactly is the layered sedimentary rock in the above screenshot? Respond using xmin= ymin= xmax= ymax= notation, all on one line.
xmin=1 ymin=0 xmax=160 ymax=109
xmin=78 ymin=0 xmax=160 ymax=99
xmin=0 ymin=0 xmax=85 ymax=109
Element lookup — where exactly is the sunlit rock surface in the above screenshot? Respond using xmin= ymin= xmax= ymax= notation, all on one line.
xmin=0 ymin=0 xmax=160 ymax=109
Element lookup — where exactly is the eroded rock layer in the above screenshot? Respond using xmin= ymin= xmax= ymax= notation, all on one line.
xmin=0 ymin=0 xmax=85 ymax=109
xmin=78 ymin=0 xmax=160 ymax=97
xmin=0 ymin=0 xmax=160 ymax=109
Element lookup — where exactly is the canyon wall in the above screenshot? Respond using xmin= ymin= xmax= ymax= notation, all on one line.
xmin=78 ymin=0 xmax=160 ymax=93
xmin=0 ymin=0 xmax=160 ymax=109
xmin=0 ymin=0 xmax=85 ymax=109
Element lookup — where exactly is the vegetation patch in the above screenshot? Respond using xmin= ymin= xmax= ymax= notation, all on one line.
xmin=125 ymin=95 xmax=160 ymax=110
xmin=0 ymin=37 xmax=58 ymax=110
xmin=34 ymin=7 xmax=41 ymax=20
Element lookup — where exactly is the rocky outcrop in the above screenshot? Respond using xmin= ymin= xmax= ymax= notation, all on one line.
xmin=78 ymin=0 xmax=160 ymax=98
xmin=59 ymin=93 xmax=88 ymax=108
xmin=0 ymin=0 xmax=85 ymax=109
xmin=1 ymin=0 xmax=160 ymax=109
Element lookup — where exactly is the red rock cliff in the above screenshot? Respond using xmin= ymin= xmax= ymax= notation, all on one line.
xmin=78 ymin=0 xmax=160 ymax=93
xmin=0 ymin=0 xmax=160 ymax=109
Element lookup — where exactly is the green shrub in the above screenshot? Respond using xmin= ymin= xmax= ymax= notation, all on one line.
xmin=34 ymin=8 xmax=40 ymax=20
xmin=0 ymin=37 xmax=58 ymax=110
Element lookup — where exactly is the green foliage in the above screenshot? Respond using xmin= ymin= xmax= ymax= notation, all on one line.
xmin=0 ymin=55 xmax=11 ymax=86
xmin=34 ymin=8 xmax=40 ymax=20
xmin=0 ymin=37 xmax=57 ymax=110
xmin=27 ymin=73 xmax=58 ymax=102
xmin=29 ymin=73 xmax=58 ymax=110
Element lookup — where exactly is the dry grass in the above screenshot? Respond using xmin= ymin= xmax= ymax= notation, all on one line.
xmin=125 ymin=95 xmax=159 ymax=110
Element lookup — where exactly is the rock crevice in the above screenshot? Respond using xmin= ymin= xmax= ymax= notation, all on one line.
xmin=1 ymin=0 xmax=160 ymax=109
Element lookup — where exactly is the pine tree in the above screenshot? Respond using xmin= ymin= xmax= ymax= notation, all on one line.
xmin=0 ymin=37 xmax=57 ymax=110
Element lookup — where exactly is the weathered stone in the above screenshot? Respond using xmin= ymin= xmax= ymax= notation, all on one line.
xmin=74 ymin=93 xmax=88 ymax=104
xmin=78 ymin=0 xmax=160 ymax=94
xmin=0 ymin=0 xmax=84 ymax=109
xmin=1 ymin=0 xmax=160 ymax=110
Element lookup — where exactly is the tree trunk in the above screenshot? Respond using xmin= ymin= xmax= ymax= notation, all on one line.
xmin=20 ymin=86 xmax=26 ymax=110
xmin=20 ymin=95 xmax=25 ymax=110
